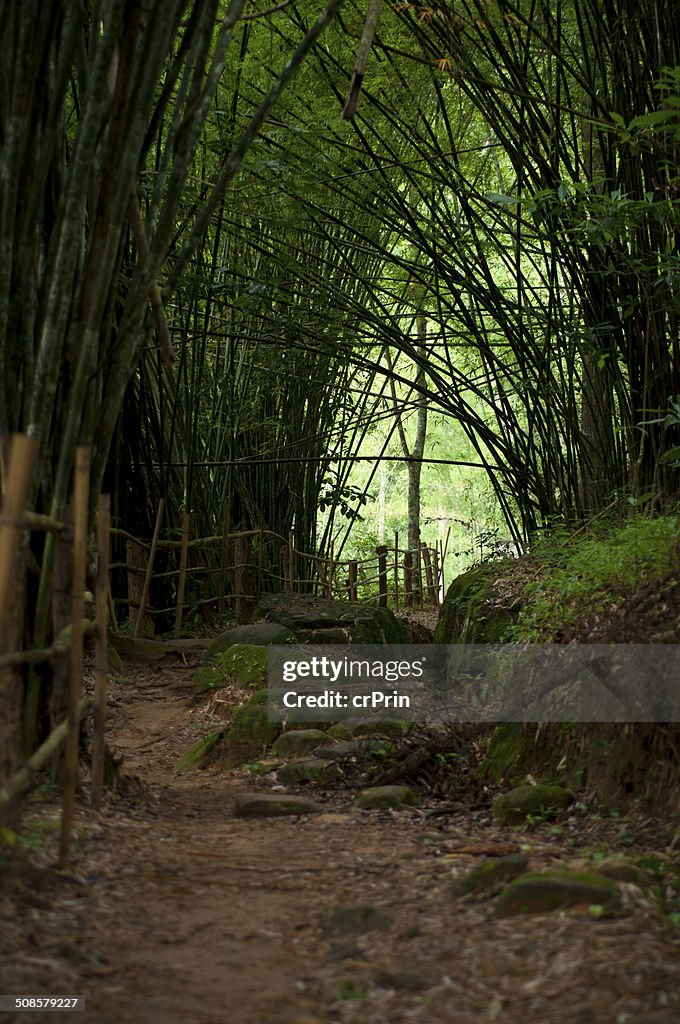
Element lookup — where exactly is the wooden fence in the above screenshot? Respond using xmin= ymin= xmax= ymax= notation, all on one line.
xmin=111 ymin=508 xmax=450 ymax=633
xmin=0 ymin=436 xmax=110 ymax=868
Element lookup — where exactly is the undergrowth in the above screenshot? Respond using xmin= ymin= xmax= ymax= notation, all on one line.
xmin=507 ymin=514 xmax=678 ymax=641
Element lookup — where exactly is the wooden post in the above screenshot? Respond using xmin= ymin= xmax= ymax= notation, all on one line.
xmin=404 ymin=549 xmax=413 ymax=608
xmin=376 ymin=545 xmax=388 ymax=608
xmin=393 ymin=531 xmax=399 ymax=613
xmin=257 ymin=527 xmax=264 ymax=600
xmin=348 ymin=559 xmax=358 ymax=602
xmin=91 ymin=494 xmax=110 ymax=810
xmin=133 ymin=497 xmax=164 ymax=638
xmin=432 ymin=547 xmax=440 ymax=606
xmin=282 ymin=542 xmax=292 ymax=592
xmin=415 ymin=533 xmax=423 ymax=609
xmin=174 ymin=512 xmax=190 ymax=638
xmin=219 ymin=502 xmax=230 ymax=617
xmin=59 ymin=445 xmax=90 ymax=868
xmin=0 ymin=435 xmax=36 ymax=632
xmin=288 ymin=530 xmax=295 ymax=592
xmin=327 ymin=542 xmax=334 ymax=599
xmin=421 ymin=542 xmax=437 ymax=605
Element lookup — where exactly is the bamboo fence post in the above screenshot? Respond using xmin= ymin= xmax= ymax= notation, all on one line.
xmin=219 ymin=503 xmax=230 ymax=616
xmin=327 ymin=542 xmax=334 ymax=599
xmin=258 ymin=527 xmax=264 ymax=600
xmin=415 ymin=533 xmax=423 ymax=609
xmin=282 ymin=542 xmax=292 ymax=592
xmin=432 ymin=547 xmax=440 ymax=606
xmin=107 ymin=580 xmax=118 ymax=633
xmin=393 ymin=531 xmax=399 ymax=613
xmin=348 ymin=559 xmax=357 ymax=602
xmin=91 ymin=494 xmax=110 ymax=810
xmin=288 ymin=531 xmax=295 ymax=592
xmin=0 ymin=435 xmax=36 ymax=633
xmin=174 ymin=512 xmax=191 ymax=638
xmin=421 ymin=543 xmax=437 ymax=605
xmin=404 ymin=550 xmax=413 ymax=608
xmin=133 ymin=497 xmax=165 ymax=638
xmin=59 ymin=445 xmax=90 ymax=869
xmin=376 ymin=545 xmax=388 ymax=608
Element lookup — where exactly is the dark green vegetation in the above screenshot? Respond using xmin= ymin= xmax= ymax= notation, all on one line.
xmin=2 ymin=1 xmax=680 ymax=829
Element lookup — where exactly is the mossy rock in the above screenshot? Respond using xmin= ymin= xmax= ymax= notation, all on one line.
xmin=234 ymin=793 xmax=323 ymax=817
xmin=452 ymin=854 xmax=529 ymax=897
xmin=327 ymin=717 xmax=409 ymax=740
xmin=277 ymin=757 xmax=342 ymax=786
xmin=225 ymin=689 xmax=281 ymax=763
xmin=253 ymin=594 xmax=408 ymax=644
xmin=434 ymin=562 xmax=518 ymax=643
xmin=271 ymin=730 xmax=329 ymax=758
xmin=493 ymin=784 xmax=574 ymax=824
xmin=355 ymin=785 xmax=419 ymax=810
xmin=193 ymin=666 xmax=227 ymax=692
xmin=106 ymin=643 xmax=124 ymax=674
xmin=204 ymin=622 xmax=297 ymax=663
xmin=215 ymin=643 xmax=269 ymax=688
xmin=496 ymin=870 xmax=621 ymax=916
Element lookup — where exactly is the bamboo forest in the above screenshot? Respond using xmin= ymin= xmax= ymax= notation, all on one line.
xmin=1 ymin=2 xmax=680 ymax=1022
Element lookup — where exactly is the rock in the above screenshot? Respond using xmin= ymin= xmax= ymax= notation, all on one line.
xmin=193 ymin=666 xmax=226 ymax=692
xmin=355 ymin=785 xmax=419 ymax=810
xmin=272 ymin=729 xmax=329 ymax=758
xmin=276 ymin=758 xmax=342 ymax=786
xmin=434 ymin=563 xmax=519 ymax=643
xmin=452 ymin=853 xmax=530 ymax=896
xmin=322 ymin=903 xmax=392 ymax=938
xmin=225 ymin=689 xmax=281 ymax=763
xmin=327 ymin=718 xmax=409 ymax=740
xmin=493 ymin=784 xmax=573 ymax=824
xmin=315 ymin=738 xmax=396 ymax=761
xmin=253 ymin=593 xmax=408 ymax=644
xmin=495 ymin=870 xmax=621 ymax=916
xmin=204 ymin=622 xmax=296 ymax=663
xmin=215 ymin=643 xmax=269 ymax=688
xmin=234 ymin=793 xmax=324 ymax=817
xmin=595 ymin=855 xmax=647 ymax=884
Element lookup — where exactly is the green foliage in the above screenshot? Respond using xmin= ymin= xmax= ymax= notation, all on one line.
xmin=510 ymin=515 xmax=679 ymax=640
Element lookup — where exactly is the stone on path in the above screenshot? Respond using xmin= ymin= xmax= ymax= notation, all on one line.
xmin=234 ymin=793 xmax=324 ymax=818
xmin=276 ymin=758 xmax=342 ymax=786
xmin=204 ymin=622 xmax=296 ymax=662
xmin=328 ymin=718 xmax=410 ymax=740
xmin=493 ymin=784 xmax=573 ymax=824
xmin=355 ymin=785 xmax=419 ymax=810
xmin=495 ymin=869 xmax=621 ymax=916
xmin=272 ymin=730 xmax=329 ymax=758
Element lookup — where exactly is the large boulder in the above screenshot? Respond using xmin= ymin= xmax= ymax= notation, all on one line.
xmin=203 ymin=622 xmax=297 ymax=663
xmin=253 ymin=594 xmax=408 ymax=644
xmin=224 ymin=689 xmax=282 ymax=764
xmin=434 ymin=562 xmax=518 ymax=643
xmin=495 ymin=870 xmax=621 ymax=916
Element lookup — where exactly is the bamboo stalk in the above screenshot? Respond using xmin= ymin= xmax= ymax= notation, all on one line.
xmin=133 ymin=498 xmax=165 ymax=638
xmin=348 ymin=559 xmax=357 ymax=602
xmin=376 ymin=544 xmax=388 ymax=608
xmin=0 ymin=698 xmax=90 ymax=812
xmin=91 ymin=495 xmax=110 ymax=810
xmin=0 ymin=435 xmax=37 ymax=636
xmin=59 ymin=445 xmax=90 ymax=869
xmin=174 ymin=512 xmax=191 ymax=638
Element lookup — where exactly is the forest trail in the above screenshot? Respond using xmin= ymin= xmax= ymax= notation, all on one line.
xmin=2 ymin=654 xmax=680 ymax=1024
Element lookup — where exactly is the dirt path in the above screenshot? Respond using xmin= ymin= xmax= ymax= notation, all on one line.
xmin=2 ymin=658 xmax=680 ymax=1024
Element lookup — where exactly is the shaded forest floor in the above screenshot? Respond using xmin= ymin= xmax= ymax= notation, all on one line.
xmin=2 ymin=642 xmax=680 ymax=1024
